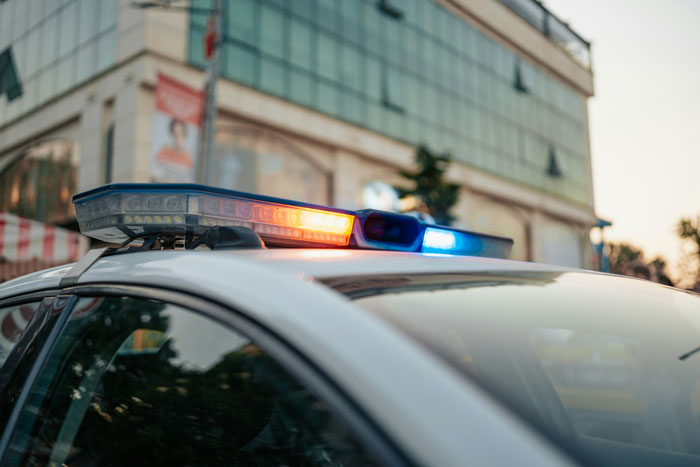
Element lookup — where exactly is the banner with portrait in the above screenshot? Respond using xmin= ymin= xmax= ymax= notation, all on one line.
xmin=150 ymin=74 xmax=203 ymax=183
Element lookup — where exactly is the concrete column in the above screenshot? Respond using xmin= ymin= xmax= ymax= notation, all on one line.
xmin=333 ymin=149 xmax=363 ymax=210
xmin=528 ymin=210 xmax=546 ymax=264
xmin=111 ymin=77 xmax=153 ymax=183
xmin=77 ymin=94 xmax=104 ymax=192
xmin=117 ymin=0 xmax=147 ymax=63
xmin=576 ymin=225 xmax=595 ymax=270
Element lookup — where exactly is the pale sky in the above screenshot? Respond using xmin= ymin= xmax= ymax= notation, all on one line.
xmin=544 ymin=0 xmax=700 ymax=284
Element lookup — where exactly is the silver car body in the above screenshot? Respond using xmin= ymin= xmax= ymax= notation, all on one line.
xmin=0 ymin=249 xmax=577 ymax=466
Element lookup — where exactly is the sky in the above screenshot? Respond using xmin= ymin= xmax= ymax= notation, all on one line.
xmin=543 ymin=0 xmax=700 ymax=284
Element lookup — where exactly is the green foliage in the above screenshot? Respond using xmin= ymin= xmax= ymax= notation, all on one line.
xmin=606 ymin=242 xmax=643 ymax=275
xmin=649 ymin=256 xmax=668 ymax=275
xmin=395 ymin=145 xmax=460 ymax=225
xmin=678 ymin=217 xmax=700 ymax=253
xmin=677 ymin=216 xmax=700 ymax=286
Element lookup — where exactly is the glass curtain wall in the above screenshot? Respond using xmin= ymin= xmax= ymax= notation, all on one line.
xmin=0 ymin=0 xmax=118 ymax=127
xmin=189 ymin=0 xmax=591 ymax=206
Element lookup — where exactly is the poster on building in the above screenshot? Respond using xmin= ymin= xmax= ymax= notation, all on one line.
xmin=150 ymin=74 xmax=203 ymax=183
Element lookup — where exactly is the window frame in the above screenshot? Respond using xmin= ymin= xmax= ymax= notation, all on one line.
xmin=0 ymin=294 xmax=77 ymax=455
xmin=0 ymin=290 xmax=69 ymax=382
xmin=0 ymin=284 xmax=409 ymax=467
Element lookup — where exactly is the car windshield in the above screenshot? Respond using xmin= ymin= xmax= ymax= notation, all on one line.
xmin=323 ymin=270 xmax=700 ymax=467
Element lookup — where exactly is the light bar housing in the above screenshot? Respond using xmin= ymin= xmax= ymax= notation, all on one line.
xmin=73 ymin=184 xmax=513 ymax=258
xmin=421 ymin=226 xmax=513 ymax=259
xmin=73 ymin=184 xmax=355 ymax=247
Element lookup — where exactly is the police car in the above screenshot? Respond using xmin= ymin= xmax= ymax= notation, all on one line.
xmin=0 ymin=184 xmax=698 ymax=467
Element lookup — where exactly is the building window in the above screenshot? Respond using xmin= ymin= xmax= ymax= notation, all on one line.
xmin=213 ymin=127 xmax=330 ymax=205
xmin=513 ymin=60 xmax=529 ymax=94
xmin=381 ymin=66 xmax=404 ymax=113
xmin=104 ymin=124 xmax=114 ymax=183
xmin=186 ymin=0 xmax=592 ymax=208
xmin=0 ymin=139 xmax=79 ymax=226
xmin=546 ymin=144 xmax=562 ymax=178
xmin=0 ymin=48 xmax=23 ymax=101
xmin=377 ymin=0 xmax=404 ymax=19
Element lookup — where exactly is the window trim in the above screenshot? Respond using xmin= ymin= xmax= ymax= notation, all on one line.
xmin=0 ymin=296 xmax=54 ymax=382
xmin=0 ymin=295 xmax=77 ymax=458
xmin=0 ymin=290 xmax=61 ymax=309
xmin=0 ymin=283 xmax=410 ymax=467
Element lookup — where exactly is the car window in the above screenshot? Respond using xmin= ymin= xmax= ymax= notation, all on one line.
xmin=324 ymin=271 xmax=700 ymax=467
xmin=0 ymin=301 xmax=42 ymax=370
xmin=0 ymin=297 xmax=82 ymax=437
xmin=3 ymin=295 xmax=379 ymax=467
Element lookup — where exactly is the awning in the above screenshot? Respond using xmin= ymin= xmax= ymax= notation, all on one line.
xmin=0 ymin=212 xmax=88 ymax=282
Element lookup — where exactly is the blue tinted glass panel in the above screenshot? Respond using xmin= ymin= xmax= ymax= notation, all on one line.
xmin=365 ymin=55 xmax=382 ymax=101
xmin=189 ymin=26 xmax=206 ymax=67
xmin=78 ymin=0 xmax=98 ymax=45
xmin=76 ymin=42 xmax=96 ymax=82
xmin=316 ymin=31 xmax=337 ymax=81
xmin=99 ymin=0 xmax=118 ymax=32
xmin=317 ymin=0 xmax=336 ymax=32
xmin=339 ymin=44 xmax=362 ymax=93
xmin=187 ymin=0 xmax=592 ymax=206
xmin=260 ymin=57 xmax=287 ymax=97
xmin=56 ymin=52 xmax=77 ymax=94
xmin=224 ymin=43 xmax=257 ymax=86
xmin=59 ymin=2 xmax=79 ymax=57
xmin=317 ymin=80 xmax=338 ymax=116
xmin=290 ymin=68 xmax=314 ymax=106
xmin=38 ymin=65 xmax=56 ymax=103
xmin=363 ymin=2 xmax=382 ymax=53
xmin=385 ymin=66 xmax=404 ymax=110
xmin=289 ymin=0 xmax=314 ymax=21
xmin=97 ymin=29 xmax=116 ymax=72
xmin=340 ymin=0 xmax=360 ymax=44
xmin=40 ymin=14 xmax=59 ymax=69
xmin=25 ymin=29 xmax=40 ymax=77
xmin=28 ymin=0 xmax=44 ymax=29
xmin=226 ymin=0 xmax=256 ymax=45
xmin=260 ymin=5 xmax=285 ymax=59
xmin=341 ymin=90 xmax=364 ymax=125
xmin=191 ymin=0 xmax=214 ymax=27
xmin=289 ymin=18 xmax=313 ymax=70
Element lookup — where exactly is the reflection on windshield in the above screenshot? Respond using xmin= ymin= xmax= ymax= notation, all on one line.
xmin=326 ymin=271 xmax=700 ymax=467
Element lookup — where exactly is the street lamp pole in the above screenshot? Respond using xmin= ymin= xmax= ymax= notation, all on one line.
xmin=131 ymin=0 xmax=222 ymax=185
xmin=197 ymin=0 xmax=223 ymax=185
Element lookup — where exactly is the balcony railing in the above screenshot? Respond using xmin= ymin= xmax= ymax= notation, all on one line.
xmin=499 ymin=0 xmax=591 ymax=69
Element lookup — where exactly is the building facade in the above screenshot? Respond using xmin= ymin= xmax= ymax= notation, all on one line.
xmin=0 ymin=0 xmax=597 ymax=267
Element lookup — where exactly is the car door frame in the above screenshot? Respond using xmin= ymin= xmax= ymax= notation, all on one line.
xmin=0 ymin=293 xmax=78 ymax=455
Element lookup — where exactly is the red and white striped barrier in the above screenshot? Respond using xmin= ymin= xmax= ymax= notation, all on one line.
xmin=0 ymin=297 xmax=104 ymax=361
xmin=0 ymin=212 xmax=88 ymax=282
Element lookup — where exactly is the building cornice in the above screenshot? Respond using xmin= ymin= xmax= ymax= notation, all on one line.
xmin=440 ymin=0 xmax=594 ymax=97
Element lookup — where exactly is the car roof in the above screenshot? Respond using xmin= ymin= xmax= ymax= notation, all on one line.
xmin=229 ymin=248 xmax=574 ymax=277
xmin=0 ymin=248 xmax=578 ymax=298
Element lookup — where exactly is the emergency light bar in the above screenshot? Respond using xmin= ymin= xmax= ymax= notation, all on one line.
xmin=73 ymin=184 xmax=513 ymax=258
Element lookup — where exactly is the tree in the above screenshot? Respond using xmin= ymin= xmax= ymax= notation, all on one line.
xmin=395 ymin=145 xmax=460 ymax=225
xmin=677 ymin=216 xmax=700 ymax=287
xmin=678 ymin=217 xmax=700 ymax=257
xmin=606 ymin=242 xmax=643 ymax=275
xmin=606 ymin=242 xmax=675 ymax=285
xmin=649 ymin=256 xmax=674 ymax=286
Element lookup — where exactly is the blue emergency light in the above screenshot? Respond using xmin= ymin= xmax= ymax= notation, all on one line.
xmin=73 ymin=184 xmax=513 ymax=259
